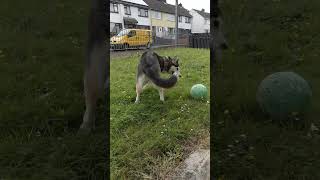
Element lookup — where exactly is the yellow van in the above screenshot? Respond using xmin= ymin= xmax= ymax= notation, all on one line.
xmin=110 ymin=29 xmax=152 ymax=49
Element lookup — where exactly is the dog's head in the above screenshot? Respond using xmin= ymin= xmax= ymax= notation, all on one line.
xmin=164 ymin=56 xmax=181 ymax=78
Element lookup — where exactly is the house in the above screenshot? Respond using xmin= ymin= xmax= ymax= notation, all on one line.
xmin=189 ymin=9 xmax=210 ymax=33
xmin=110 ymin=0 xmax=151 ymax=36
xmin=142 ymin=0 xmax=192 ymax=39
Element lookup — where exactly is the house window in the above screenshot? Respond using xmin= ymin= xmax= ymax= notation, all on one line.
xmin=178 ymin=16 xmax=182 ymax=22
xmin=124 ymin=6 xmax=131 ymax=15
xmin=139 ymin=8 xmax=148 ymax=17
xmin=110 ymin=3 xmax=118 ymax=13
xmin=167 ymin=14 xmax=175 ymax=21
xmin=152 ymin=11 xmax=162 ymax=20
xmin=204 ymin=18 xmax=209 ymax=24
xmin=205 ymin=29 xmax=209 ymax=33
xmin=185 ymin=17 xmax=191 ymax=23
xmin=110 ymin=23 xmax=122 ymax=36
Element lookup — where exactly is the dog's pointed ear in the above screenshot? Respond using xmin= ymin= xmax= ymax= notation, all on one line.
xmin=173 ymin=57 xmax=179 ymax=64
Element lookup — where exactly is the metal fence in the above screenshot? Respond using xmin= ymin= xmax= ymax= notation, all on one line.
xmin=110 ymin=28 xmax=192 ymax=51
xmin=189 ymin=33 xmax=211 ymax=49
xmin=152 ymin=31 xmax=190 ymax=48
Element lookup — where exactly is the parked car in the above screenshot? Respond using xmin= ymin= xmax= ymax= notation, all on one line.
xmin=110 ymin=29 xmax=152 ymax=50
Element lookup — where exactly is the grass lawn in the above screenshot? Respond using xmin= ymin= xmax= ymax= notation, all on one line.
xmin=110 ymin=48 xmax=210 ymax=179
xmin=0 ymin=1 xmax=106 ymax=179
xmin=213 ymin=0 xmax=320 ymax=179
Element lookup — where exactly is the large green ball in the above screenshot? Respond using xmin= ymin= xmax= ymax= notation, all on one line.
xmin=256 ymin=72 xmax=312 ymax=120
xmin=190 ymin=84 xmax=208 ymax=99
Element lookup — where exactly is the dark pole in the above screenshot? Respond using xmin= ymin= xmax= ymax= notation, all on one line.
xmin=212 ymin=0 xmax=219 ymax=65
xmin=175 ymin=0 xmax=178 ymax=47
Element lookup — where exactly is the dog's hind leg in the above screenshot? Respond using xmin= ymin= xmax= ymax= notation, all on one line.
xmin=135 ymin=83 xmax=142 ymax=103
xmin=142 ymin=79 xmax=150 ymax=90
xmin=135 ymin=75 xmax=145 ymax=103
xmin=80 ymin=79 xmax=98 ymax=133
xmin=79 ymin=46 xmax=106 ymax=134
xmin=156 ymin=86 xmax=165 ymax=102
xmin=78 ymin=0 xmax=107 ymax=135
xmin=159 ymin=88 xmax=164 ymax=101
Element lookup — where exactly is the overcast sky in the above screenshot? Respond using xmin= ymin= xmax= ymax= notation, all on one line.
xmin=166 ymin=0 xmax=210 ymax=13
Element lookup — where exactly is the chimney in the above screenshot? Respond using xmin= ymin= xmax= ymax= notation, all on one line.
xmin=178 ymin=3 xmax=182 ymax=7
xmin=201 ymin=8 xmax=205 ymax=12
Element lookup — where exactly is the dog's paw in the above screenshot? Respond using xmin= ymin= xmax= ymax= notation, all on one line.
xmin=77 ymin=127 xmax=92 ymax=136
xmin=77 ymin=122 xmax=95 ymax=135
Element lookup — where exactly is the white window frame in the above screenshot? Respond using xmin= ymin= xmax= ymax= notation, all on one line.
xmin=139 ymin=8 xmax=148 ymax=17
xmin=124 ymin=5 xmax=131 ymax=15
xmin=110 ymin=3 xmax=118 ymax=13
xmin=204 ymin=18 xmax=209 ymax=24
xmin=152 ymin=11 xmax=162 ymax=20
xmin=167 ymin=14 xmax=175 ymax=21
xmin=185 ymin=17 xmax=191 ymax=23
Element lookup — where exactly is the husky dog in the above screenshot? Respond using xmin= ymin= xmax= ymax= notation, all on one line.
xmin=78 ymin=0 xmax=108 ymax=134
xmin=135 ymin=51 xmax=181 ymax=103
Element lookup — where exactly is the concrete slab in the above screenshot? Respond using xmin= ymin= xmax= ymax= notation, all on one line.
xmin=168 ymin=149 xmax=210 ymax=180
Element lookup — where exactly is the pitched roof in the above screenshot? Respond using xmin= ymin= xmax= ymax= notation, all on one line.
xmin=110 ymin=0 xmax=148 ymax=8
xmin=143 ymin=0 xmax=192 ymax=17
xmin=122 ymin=0 xmax=148 ymax=6
xmin=193 ymin=9 xmax=210 ymax=19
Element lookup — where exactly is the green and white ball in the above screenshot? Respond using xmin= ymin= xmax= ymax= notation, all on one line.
xmin=256 ymin=71 xmax=312 ymax=120
xmin=190 ymin=84 xmax=208 ymax=99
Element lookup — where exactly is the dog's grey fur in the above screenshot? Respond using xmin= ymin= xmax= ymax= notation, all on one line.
xmin=135 ymin=50 xmax=181 ymax=103
xmin=79 ymin=0 xmax=108 ymax=134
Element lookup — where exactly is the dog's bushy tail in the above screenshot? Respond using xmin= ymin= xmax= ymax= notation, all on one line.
xmin=144 ymin=68 xmax=178 ymax=89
